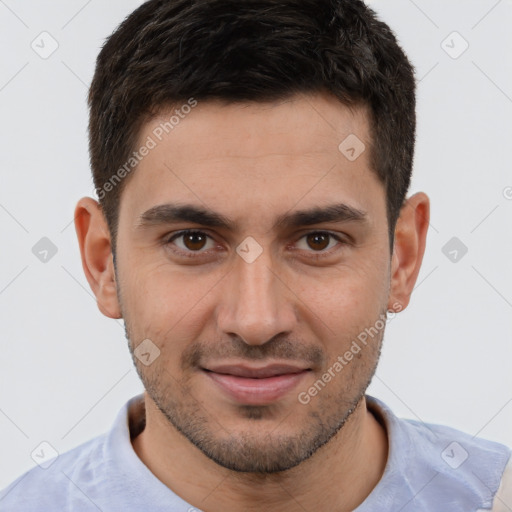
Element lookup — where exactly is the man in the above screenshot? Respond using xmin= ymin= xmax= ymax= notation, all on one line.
xmin=1 ymin=0 xmax=510 ymax=510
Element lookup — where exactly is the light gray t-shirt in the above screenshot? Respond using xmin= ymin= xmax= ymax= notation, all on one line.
xmin=1 ymin=393 xmax=510 ymax=511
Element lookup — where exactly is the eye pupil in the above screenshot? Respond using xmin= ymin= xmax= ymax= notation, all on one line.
xmin=184 ymin=232 xmax=207 ymax=251
xmin=307 ymin=233 xmax=330 ymax=251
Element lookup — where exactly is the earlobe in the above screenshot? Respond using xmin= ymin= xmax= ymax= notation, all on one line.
xmin=387 ymin=192 xmax=430 ymax=312
xmin=74 ymin=197 xmax=122 ymax=319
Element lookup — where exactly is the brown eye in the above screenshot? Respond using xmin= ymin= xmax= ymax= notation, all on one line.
xmin=182 ymin=232 xmax=207 ymax=251
xmin=167 ymin=230 xmax=215 ymax=254
xmin=306 ymin=232 xmax=331 ymax=251
xmin=294 ymin=231 xmax=345 ymax=257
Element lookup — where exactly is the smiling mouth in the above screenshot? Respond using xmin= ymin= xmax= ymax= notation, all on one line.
xmin=201 ymin=364 xmax=312 ymax=405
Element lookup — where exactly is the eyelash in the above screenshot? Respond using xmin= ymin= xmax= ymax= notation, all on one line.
xmin=164 ymin=229 xmax=348 ymax=260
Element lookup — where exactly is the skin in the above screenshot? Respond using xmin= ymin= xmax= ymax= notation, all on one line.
xmin=75 ymin=92 xmax=429 ymax=512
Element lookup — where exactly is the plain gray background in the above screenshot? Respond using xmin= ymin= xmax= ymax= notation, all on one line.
xmin=1 ymin=0 xmax=511 ymax=488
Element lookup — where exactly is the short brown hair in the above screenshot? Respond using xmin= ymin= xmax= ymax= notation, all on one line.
xmin=88 ymin=0 xmax=416 ymax=252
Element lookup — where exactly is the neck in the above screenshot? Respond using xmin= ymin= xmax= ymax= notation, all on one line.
xmin=132 ymin=393 xmax=388 ymax=512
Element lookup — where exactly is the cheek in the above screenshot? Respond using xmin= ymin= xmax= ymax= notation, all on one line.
xmin=295 ymin=262 xmax=387 ymax=326
xmin=121 ymin=261 xmax=220 ymax=347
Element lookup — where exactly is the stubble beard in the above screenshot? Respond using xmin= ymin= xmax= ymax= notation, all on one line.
xmin=123 ymin=315 xmax=384 ymax=475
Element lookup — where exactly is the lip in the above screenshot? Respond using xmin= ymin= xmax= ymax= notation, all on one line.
xmin=202 ymin=363 xmax=311 ymax=405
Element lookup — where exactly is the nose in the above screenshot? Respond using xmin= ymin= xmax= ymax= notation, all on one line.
xmin=216 ymin=245 xmax=297 ymax=346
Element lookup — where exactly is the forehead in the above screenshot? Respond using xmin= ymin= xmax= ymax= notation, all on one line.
xmin=147 ymin=94 xmax=371 ymax=161
xmin=118 ymin=93 xmax=385 ymax=231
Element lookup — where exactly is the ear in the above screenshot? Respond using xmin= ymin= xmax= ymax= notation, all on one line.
xmin=74 ymin=197 xmax=122 ymax=319
xmin=387 ymin=192 xmax=430 ymax=312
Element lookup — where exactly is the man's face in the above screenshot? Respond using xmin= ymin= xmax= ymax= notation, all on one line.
xmin=115 ymin=93 xmax=393 ymax=473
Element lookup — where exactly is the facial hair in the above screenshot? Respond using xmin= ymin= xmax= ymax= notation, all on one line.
xmin=122 ymin=308 xmax=385 ymax=475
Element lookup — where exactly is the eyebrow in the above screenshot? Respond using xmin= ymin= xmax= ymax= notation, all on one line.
xmin=136 ymin=202 xmax=368 ymax=231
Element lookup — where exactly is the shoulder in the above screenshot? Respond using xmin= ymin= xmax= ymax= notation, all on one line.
xmin=0 ymin=433 xmax=109 ymax=511
xmin=366 ymin=395 xmax=512 ymax=511
xmin=404 ymin=415 xmax=511 ymax=471
xmin=405 ymin=419 xmax=511 ymax=509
